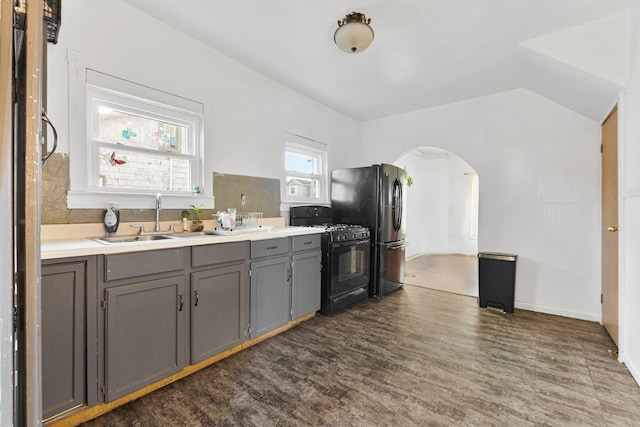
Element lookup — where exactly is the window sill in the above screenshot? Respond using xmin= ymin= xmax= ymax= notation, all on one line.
xmin=67 ymin=191 xmax=215 ymax=210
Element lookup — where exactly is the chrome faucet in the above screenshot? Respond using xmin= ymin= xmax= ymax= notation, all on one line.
xmin=155 ymin=193 xmax=162 ymax=232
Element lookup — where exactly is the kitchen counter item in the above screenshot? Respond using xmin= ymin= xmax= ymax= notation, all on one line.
xmin=237 ymin=212 xmax=263 ymax=226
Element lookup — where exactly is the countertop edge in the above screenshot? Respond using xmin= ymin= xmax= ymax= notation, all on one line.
xmin=41 ymin=227 xmax=324 ymax=260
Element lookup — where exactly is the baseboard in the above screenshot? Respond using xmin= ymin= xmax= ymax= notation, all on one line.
xmin=406 ymin=252 xmax=477 ymax=261
xmin=624 ymin=354 xmax=640 ymax=387
xmin=515 ymin=301 xmax=600 ymax=322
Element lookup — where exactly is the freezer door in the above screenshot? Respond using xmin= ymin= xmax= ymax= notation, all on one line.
xmin=378 ymin=241 xmax=405 ymax=297
xmin=380 ymin=164 xmax=406 ymax=243
xmin=331 ymin=166 xmax=379 ymax=230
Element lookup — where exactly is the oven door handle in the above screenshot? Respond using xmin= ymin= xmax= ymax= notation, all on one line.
xmin=332 ymin=239 xmax=370 ymax=248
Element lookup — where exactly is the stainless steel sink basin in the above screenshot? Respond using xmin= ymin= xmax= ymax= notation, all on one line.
xmin=91 ymin=234 xmax=176 ymax=244
xmin=168 ymin=231 xmax=212 ymax=238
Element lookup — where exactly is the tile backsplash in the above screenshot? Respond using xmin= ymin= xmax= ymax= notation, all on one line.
xmin=213 ymin=172 xmax=280 ymax=218
xmin=40 ymin=155 xmax=280 ymax=224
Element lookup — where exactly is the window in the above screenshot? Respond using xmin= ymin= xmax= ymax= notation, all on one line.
xmin=284 ymin=136 xmax=327 ymax=203
xmin=67 ymin=65 xmax=211 ymax=209
xmin=87 ymin=73 xmax=202 ymax=194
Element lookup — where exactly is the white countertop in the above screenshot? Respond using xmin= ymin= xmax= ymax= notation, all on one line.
xmin=41 ymin=226 xmax=323 ymax=260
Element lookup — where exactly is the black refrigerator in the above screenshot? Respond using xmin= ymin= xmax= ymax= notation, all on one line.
xmin=331 ymin=164 xmax=407 ymax=299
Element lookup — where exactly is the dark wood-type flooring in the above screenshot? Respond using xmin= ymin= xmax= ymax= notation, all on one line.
xmin=80 ymin=284 xmax=640 ymax=426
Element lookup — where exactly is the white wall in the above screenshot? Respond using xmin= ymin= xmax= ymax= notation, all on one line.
xmin=46 ymin=0 xmax=362 ymax=204
xmin=620 ymin=8 xmax=640 ymax=388
xmin=420 ymin=158 xmax=450 ymax=254
xmin=363 ymin=89 xmax=601 ymax=321
xmin=396 ymin=151 xmax=477 ymax=258
xmin=447 ymin=155 xmax=478 ymax=255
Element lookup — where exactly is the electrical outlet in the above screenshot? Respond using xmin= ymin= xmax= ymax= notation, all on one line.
xmin=241 ymin=194 xmax=247 ymax=206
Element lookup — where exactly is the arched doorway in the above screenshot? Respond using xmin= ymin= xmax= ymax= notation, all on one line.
xmin=395 ymin=147 xmax=479 ymax=296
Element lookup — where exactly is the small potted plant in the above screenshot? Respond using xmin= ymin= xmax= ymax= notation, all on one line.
xmin=182 ymin=204 xmax=204 ymax=232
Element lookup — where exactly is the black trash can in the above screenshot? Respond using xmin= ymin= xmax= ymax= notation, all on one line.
xmin=478 ymin=252 xmax=517 ymax=313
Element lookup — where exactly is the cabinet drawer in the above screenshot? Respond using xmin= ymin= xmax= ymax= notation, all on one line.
xmin=105 ymin=248 xmax=184 ymax=282
xmin=251 ymin=238 xmax=289 ymax=259
xmin=292 ymin=234 xmax=321 ymax=252
xmin=192 ymin=241 xmax=248 ymax=268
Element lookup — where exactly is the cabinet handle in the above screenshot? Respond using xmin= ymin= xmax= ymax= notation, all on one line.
xmin=267 ymin=246 xmax=277 ymax=250
xmin=178 ymin=293 xmax=184 ymax=312
xmin=194 ymin=290 xmax=199 ymax=307
xmin=303 ymin=241 xmax=312 ymax=245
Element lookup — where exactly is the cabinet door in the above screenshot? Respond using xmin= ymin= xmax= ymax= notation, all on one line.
xmin=191 ymin=264 xmax=247 ymax=364
xmin=41 ymin=262 xmax=86 ymax=420
xmin=250 ymin=256 xmax=290 ymax=338
xmin=291 ymin=250 xmax=322 ymax=319
xmin=105 ymin=276 xmax=186 ymax=402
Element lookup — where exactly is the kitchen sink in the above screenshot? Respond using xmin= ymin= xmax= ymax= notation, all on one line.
xmin=91 ymin=234 xmax=177 ymax=244
xmin=168 ymin=231 xmax=212 ymax=238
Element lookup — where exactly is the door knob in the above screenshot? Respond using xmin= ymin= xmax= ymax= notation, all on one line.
xmin=607 ymin=226 xmax=618 ymax=232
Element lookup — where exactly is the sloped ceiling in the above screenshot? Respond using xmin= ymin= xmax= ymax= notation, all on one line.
xmin=121 ymin=0 xmax=635 ymax=122
xmin=519 ymin=11 xmax=631 ymax=121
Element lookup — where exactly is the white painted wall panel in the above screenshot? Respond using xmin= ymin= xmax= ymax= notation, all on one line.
xmin=620 ymin=8 xmax=640 ymax=387
xmin=363 ymin=89 xmax=601 ymax=320
xmin=447 ymin=155 xmax=477 ymax=255
xmin=421 ymin=158 xmax=450 ymax=254
xmin=46 ymin=0 xmax=361 ymax=200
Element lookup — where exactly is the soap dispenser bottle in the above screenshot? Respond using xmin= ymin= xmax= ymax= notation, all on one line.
xmin=103 ymin=202 xmax=120 ymax=236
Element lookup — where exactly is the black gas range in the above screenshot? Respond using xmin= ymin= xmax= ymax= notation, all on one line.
xmin=314 ymin=224 xmax=370 ymax=243
xmin=290 ymin=206 xmax=371 ymax=315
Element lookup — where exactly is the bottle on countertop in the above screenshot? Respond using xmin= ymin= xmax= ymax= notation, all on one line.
xmin=102 ymin=202 xmax=120 ymax=237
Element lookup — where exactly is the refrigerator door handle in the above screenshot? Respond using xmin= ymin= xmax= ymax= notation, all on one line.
xmin=392 ymin=179 xmax=401 ymax=232
xmin=398 ymin=180 xmax=403 ymax=231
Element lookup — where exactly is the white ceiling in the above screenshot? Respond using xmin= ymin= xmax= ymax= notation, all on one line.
xmin=121 ymin=0 xmax=634 ymax=121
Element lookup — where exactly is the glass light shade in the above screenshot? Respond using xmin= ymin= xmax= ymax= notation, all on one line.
xmin=334 ymin=22 xmax=374 ymax=54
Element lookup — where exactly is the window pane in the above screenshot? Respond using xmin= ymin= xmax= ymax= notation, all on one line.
xmin=97 ymin=107 xmax=188 ymax=154
xmin=286 ymin=176 xmax=319 ymax=198
xmin=98 ymin=147 xmax=190 ymax=191
xmin=285 ymin=151 xmax=317 ymax=174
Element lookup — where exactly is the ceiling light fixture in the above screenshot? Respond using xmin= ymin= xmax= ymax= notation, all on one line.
xmin=334 ymin=12 xmax=374 ymax=54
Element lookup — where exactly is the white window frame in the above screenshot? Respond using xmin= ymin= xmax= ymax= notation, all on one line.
xmin=283 ymin=134 xmax=328 ymax=204
xmin=67 ymin=60 xmax=213 ymax=210
xmin=87 ymin=86 xmax=200 ymax=193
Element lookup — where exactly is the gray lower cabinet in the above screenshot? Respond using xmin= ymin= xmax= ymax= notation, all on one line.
xmin=104 ymin=275 xmax=186 ymax=401
xmin=291 ymin=250 xmax=322 ymax=319
xmin=191 ymin=263 xmax=248 ymax=363
xmin=250 ymin=238 xmax=291 ymax=338
xmin=43 ymin=234 xmax=321 ymax=422
xmin=250 ymin=256 xmax=290 ymax=338
xmin=41 ymin=257 xmax=97 ymax=421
